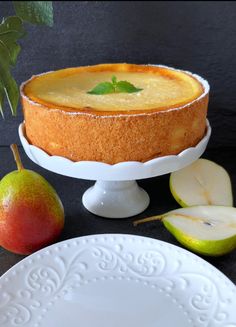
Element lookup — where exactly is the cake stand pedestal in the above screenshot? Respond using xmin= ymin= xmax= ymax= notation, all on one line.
xmin=82 ymin=180 xmax=150 ymax=218
xmin=19 ymin=121 xmax=211 ymax=218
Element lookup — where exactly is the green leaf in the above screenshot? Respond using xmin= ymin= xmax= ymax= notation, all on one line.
xmin=0 ymin=4 xmax=54 ymax=117
xmin=13 ymin=1 xmax=54 ymax=26
xmin=0 ymin=34 xmax=21 ymax=66
xmin=0 ymin=81 xmax=5 ymax=118
xmin=111 ymin=75 xmax=117 ymax=85
xmin=116 ymin=81 xmax=143 ymax=93
xmin=87 ymin=75 xmax=143 ymax=95
xmin=0 ymin=17 xmax=25 ymax=116
xmin=0 ymin=42 xmax=19 ymax=115
xmin=3 ymin=74 xmax=19 ymax=116
xmin=87 ymin=82 xmax=115 ymax=95
xmin=0 ymin=16 xmax=25 ymax=65
xmin=0 ymin=16 xmax=25 ymax=36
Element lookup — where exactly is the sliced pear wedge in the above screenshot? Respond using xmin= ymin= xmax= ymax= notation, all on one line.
xmin=134 ymin=206 xmax=236 ymax=256
xmin=170 ymin=159 xmax=233 ymax=207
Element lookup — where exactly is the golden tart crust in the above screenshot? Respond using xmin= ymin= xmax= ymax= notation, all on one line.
xmin=21 ymin=64 xmax=209 ymax=164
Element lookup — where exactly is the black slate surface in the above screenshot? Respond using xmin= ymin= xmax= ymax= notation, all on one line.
xmin=0 ymin=146 xmax=235 ymax=284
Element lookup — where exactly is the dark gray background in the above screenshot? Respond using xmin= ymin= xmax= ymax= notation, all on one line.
xmin=0 ymin=1 xmax=236 ymax=147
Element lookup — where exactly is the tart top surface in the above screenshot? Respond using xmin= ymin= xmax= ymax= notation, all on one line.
xmin=23 ymin=64 xmax=205 ymax=113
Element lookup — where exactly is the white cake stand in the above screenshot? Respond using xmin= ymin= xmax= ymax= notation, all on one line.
xmin=19 ymin=121 xmax=211 ymax=218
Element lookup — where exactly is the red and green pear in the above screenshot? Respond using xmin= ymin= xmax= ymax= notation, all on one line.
xmin=0 ymin=144 xmax=64 ymax=255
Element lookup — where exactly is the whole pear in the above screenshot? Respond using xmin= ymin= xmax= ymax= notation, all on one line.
xmin=0 ymin=144 xmax=64 ymax=255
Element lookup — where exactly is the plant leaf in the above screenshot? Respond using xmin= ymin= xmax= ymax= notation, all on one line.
xmin=0 ymin=81 xmax=5 ymax=118
xmin=116 ymin=81 xmax=143 ymax=93
xmin=0 ymin=34 xmax=21 ymax=66
xmin=87 ymin=75 xmax=143 ymax=95
xmin=0 ymin=16 xmax=25 ymax=116
xmin=0 ymin=16 xmax=25 ymax=36
xmin=0 ymin=16 xmax=25 ymax=65
xmin=87 ymin=82 xmax=115 ymax=95
xmin=3 ymin=76 xmax=19 ymax=116
xmin=0 ymin=5 xmax=54 ymax=117
xmin=111 ymin=75 xmax=117 ymax=85
xmin=13 ymin=1 xmax=54 ymax=26
xmin=0 ymin=42 xmax=19 ymax=115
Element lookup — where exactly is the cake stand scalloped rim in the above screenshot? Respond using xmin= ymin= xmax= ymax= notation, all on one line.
xmin=18 ymin=120 xmax=211 ymax=181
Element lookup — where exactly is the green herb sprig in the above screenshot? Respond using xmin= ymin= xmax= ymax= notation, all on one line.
xmin=87 ymin=75 xmax=143 ymax=95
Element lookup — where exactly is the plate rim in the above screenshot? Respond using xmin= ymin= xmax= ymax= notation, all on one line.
xmin=1 ymin=233 xmax=235 ymax=291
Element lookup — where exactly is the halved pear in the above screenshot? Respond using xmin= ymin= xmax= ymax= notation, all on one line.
xmin=170 ymin=159 xmax=233 ymax=207
xmin=134 ymin=206 xmax=236 ymax=256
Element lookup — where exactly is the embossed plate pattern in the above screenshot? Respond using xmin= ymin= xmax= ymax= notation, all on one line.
xmin=0 ymin=234 xmax=235 ymax=327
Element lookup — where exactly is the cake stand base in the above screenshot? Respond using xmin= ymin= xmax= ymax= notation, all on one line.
xmin=82 ymin=180 xmax=150 ymax=218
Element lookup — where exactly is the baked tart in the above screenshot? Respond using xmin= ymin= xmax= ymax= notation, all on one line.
xmin=21 ymin=64 xmax=209 ymax=164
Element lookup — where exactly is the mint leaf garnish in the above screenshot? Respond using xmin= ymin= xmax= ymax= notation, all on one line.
xmin=111 ymin=75 xmax=117 ymax=84
xmin=116 ymin=81 xmax=143 ymax=93
xmin=87 ymin=82 xmax=115 ymax=95
xmin=87 ymin=75 xmax=143 ymax=95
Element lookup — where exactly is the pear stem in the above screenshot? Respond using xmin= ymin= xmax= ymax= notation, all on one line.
xmin=133 ymin=215 xmax=163 ymax=226
xmin=11 ymin=144 xmax=24 ymax=171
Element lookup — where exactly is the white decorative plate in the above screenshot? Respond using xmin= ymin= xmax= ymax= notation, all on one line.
xmin=0 ymin=234 xmax=235 ymax=327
